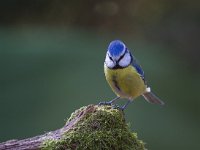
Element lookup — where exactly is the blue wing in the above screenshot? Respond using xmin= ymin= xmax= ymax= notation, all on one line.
xmin=131 ymin=55 xmax=145 ymax=81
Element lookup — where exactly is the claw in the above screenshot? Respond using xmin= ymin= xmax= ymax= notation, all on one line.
xmin=98 ymin=101 xmax=113 ymax=106
xmin=98 ymin=96 xmax=120 ymax=106
xmin=113 ymin=100 xmax=132 ymax=111
xmin=111 ymin=105 xmax=124 ymax=111
xmin=111 ymin=104 xmax=120 ymax=109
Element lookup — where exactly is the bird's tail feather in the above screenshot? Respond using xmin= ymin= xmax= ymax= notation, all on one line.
xmin=142 ymin=92 xmax=165 ymax=105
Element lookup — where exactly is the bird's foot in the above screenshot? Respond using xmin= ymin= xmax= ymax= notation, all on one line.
xmin=111 ymin=104 xmax=125 ymax=111
xmin=111 ymin=104 xmax=120 ymax=109
xmin=98 ymin=102 xmax=126 ymax=111
xmin=98 ymin=101 xmax=113 ymax=106
xmin=98 ymin=97 xmax=120 ymax=106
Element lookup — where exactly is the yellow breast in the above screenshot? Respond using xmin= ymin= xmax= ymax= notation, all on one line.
xmin=104 ymin=64 xmax=146 ymax=99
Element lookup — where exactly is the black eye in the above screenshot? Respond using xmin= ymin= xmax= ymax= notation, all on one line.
xmin=109 ymin=56 xmax=113 ymax=61
xmin=107 ymin=53 xmax=114 ymax=61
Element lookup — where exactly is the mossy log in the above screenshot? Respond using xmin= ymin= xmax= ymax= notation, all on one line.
xmin=0 ymin=105 xmax=146 ymax=150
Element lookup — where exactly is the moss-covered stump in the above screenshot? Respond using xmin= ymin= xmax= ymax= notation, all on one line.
xmin=42 ymin=105 xmax=146 ymax=150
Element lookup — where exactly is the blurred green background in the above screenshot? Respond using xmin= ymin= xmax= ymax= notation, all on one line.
xmin=0 ymin=0 xmax=200 ymax=149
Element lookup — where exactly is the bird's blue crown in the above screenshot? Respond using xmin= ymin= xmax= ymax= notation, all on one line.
xmin=108 ymin=40 xmax=126 ymax=57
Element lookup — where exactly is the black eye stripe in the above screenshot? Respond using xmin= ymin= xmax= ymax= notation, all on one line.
xmin=107 ymin=53 xmax=112 ymax=60
xmin=109 ymin=56 xmax=113 ymax=61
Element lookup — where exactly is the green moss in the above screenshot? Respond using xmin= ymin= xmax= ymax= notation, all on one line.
xmin=42 ymin=105 xmax=146 ymax=150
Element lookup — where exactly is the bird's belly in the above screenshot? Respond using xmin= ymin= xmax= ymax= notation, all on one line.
xmin=105 ymin=65 xmax=146 ymax=99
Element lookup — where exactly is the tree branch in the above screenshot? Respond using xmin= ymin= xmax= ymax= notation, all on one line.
xmin=0 ymin=105 xmax=146 ymax=150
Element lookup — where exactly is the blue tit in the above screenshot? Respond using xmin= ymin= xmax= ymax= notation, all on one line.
xmin=100 ymin=40 xmax=164 ymax=110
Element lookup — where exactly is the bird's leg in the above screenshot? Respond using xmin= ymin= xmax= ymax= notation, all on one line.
xmin=118 ymin=100 xmax=132 ymax=111
xmin=98 ymin=96 xmax=120 ymax=106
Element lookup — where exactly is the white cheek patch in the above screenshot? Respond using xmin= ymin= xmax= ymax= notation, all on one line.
xmin=118 ymin=53 xmax=131 ymax=67
xmin=105 ymin=54 xmax=115 ymax=68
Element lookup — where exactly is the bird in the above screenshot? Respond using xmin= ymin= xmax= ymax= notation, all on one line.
xmin=100 ymin=40 xmax=164 ymax=110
